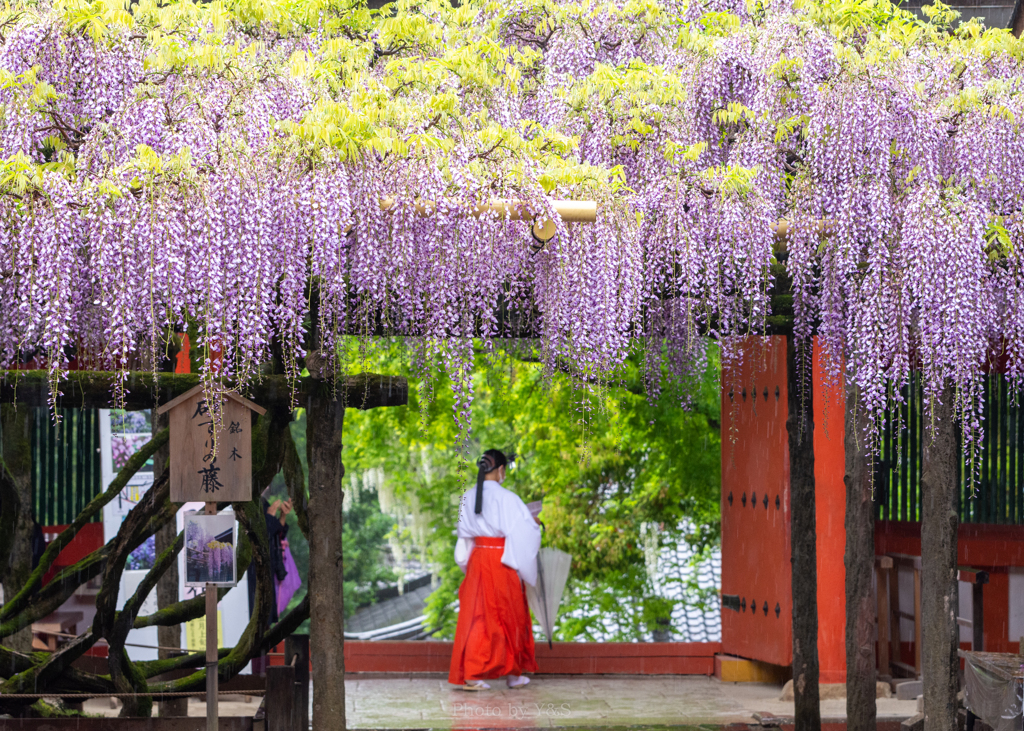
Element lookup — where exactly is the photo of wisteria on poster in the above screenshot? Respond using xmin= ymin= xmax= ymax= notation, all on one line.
xmin=184 ymin=513 xmax=236 ymax=587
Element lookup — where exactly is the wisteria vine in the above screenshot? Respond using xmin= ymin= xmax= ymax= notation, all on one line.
xmin=1 ymin=0 xmax=1024 ymax=467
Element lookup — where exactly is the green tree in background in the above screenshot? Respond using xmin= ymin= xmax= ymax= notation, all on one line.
xmin=336 ymin=338 xmax=721 ymax=640
xmin=267 ymin=411 xmax=397 ymax=626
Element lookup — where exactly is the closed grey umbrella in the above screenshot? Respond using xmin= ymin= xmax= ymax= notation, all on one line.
xmin=525 ymin=547 xmax=572 ymax=649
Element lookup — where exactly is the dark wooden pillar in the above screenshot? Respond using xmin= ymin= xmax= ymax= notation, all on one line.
xmin=286 ymin=634 xmax=310 ymax=731
xmin=267 ymin=663 xmax=296 ymax=731
xmin=920 ymin=385 xmax=958 ymax=731
xmin=307 ymin=387 xmax=345 ymax=729
xmin=0 ymin=404 xmax=34 ymax=655
xmin=786 ymin=337 xmax=821 ymax=731
xmin=971 ymin=574 xmax=986 ymax=651
xmin=844 ymin=384 xmax=876 ymax=731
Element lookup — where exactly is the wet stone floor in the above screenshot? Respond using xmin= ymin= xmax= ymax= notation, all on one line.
xmin=81 ymin=675 xmax=920 ymax=728
xmin=342 ymin=675 xmax=918 ymax=728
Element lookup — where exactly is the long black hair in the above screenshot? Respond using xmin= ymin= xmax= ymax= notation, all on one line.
xmin=474 ymin=449 xmax=508 ymax=514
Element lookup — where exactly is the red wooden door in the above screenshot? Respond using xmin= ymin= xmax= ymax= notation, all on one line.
xmin=720 ymin=335 xmax=792 ymax=666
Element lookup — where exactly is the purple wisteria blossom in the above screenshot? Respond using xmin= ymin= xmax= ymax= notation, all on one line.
xmin=0 ymin=0 xmax=1021 ymax=470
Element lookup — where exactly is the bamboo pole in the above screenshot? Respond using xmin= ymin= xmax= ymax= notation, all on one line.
xmin=771 ymin=219 xmax=831 ymax=245
xmin=366 ymin=199 xmax=847 ymax=252
xmin=377 ymin=197 xmax=598 ymax=223
xmin=369 ymin=201 xmax=823 ymax=249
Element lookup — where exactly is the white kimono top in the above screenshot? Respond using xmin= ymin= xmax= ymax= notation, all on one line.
xmin=454 ymin=480 xmax=542 ymax=586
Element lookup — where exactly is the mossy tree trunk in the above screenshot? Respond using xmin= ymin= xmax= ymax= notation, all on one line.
xmin=0 ymin=369 xmax=403 ymax=714
xmin=920 ymin=385 xmax=959 ymax=731
xmin=1 ymin=404 xmax=34 ymax=656
xmin=844 ymin=384 xmax=876 ymax=731
xmin=786 ymin=337 xmax=821 ymax=731
xmin=307 ymin=383 xmax=346 ymax=730
xmin=153 ymin=408 xmax=188 ymax=717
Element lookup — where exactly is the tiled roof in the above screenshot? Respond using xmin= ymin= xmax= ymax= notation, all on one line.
xmin=559 ymin=537 xmax=722 ymax=643
xmin=344 ymin=583 xmax=434 ymax=634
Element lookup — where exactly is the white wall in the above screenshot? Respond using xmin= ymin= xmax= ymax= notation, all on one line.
xmin=101 ymin=409 xmax=160 ymax=663
xmin=958 ymin=580 xmax=973 ymax=644
xmin=1010 ymin=569 xmax=1024 ymax=643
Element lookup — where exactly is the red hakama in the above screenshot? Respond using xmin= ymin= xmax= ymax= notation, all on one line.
xmin=448 ymin=537 xmax=537 ymax=684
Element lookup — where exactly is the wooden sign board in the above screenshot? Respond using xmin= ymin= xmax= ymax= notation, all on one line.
xmin=157 ymin=386 xmax=266 ymax=503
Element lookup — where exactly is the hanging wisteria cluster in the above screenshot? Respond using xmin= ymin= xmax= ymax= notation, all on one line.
xmin=1 ymin=0 xmax=1024 ymax=454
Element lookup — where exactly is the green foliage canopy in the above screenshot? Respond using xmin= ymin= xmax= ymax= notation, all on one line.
xmin=338 ymin=339 xmax=721 ymax=639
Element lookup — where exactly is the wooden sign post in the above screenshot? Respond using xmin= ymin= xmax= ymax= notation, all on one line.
xmin=205 ymin=504 xmax=218 ymax=731
xmin=157 ymin=386 xmax=265 ymax=731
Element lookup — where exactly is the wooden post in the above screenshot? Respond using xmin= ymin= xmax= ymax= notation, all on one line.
xmin=307 ymin=388 xmax=345 ymax=730
xmin=914 ymin=565 xmax=922 ymax=676
xmin=205 ymin=502 xmax=219 ymax=731
xmin=876 ymin=556 xmax=893 ymax=675
xmin=786 ymin=336 xmax=821 ymax=731
xmin=889 ymin=563 xmax=902 ymax=670
xmin=844 ymin=384 xmax=876 ymax=731
xmin=920 ymin=385 xmax=959 ymax=731
xmin=267 ymin=663 xmax=296 ymax=731
xmin=971 ymin=572 xmax=987 ymax=652
xmin=285 ymin=634 xmax=310 ymax=731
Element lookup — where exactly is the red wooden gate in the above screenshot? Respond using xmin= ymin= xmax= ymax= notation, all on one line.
xmin=720 ymin=335 xmax=792 ymax=666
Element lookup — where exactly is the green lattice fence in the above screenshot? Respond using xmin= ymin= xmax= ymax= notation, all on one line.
xmin=875 ymin=375 xmax=1024 ymax=525
xmin=31 ymin=408 xmax=103 ymax=526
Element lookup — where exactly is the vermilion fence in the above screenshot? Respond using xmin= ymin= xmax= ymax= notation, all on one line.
xmin=267 ymin=640 xmax=722 ymax=675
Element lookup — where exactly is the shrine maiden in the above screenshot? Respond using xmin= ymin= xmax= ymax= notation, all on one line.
xmin=448 ymin=449 xmax=541 ymax=690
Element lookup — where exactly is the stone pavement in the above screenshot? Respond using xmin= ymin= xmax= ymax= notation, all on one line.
xmin=81 ymin=694 xmax=263 ymax=718
xmin=82 ymin=675 xmax=920 ymax=728
xmin=343 ymin=674 xmax=919 ymax=729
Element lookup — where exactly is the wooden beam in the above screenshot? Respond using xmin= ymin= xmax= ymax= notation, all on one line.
xmin=889 ymin=561 xmax=902 ymax=672
xmin=265 ymin=663 xmax=294 ymax=731
xmin=285 ymin=635 xmax=310 ymax=731
xmin=0 ymin=371 xmax=407 ymax=411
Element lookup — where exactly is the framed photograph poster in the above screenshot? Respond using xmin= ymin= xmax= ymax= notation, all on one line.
xmin=184 ymin=512 xmax=237 ymax=587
